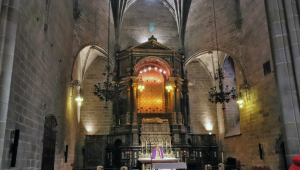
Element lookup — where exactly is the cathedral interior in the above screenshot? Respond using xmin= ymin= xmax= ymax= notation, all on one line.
xmin=0 ymin=0 xmax=299 ymax=170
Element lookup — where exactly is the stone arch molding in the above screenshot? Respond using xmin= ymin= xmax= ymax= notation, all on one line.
xmin=185 ymin=50 xmax=247 ymax=86
xmin=71 ymin=43 xmax=116 ymax=87
xmin=134 ymin=56 xmax=172 ymax=77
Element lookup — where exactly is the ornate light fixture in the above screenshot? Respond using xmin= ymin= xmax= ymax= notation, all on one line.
xmin=93 ymin=0 xmax=119 ymax=104
xmin=208 ymin=0 xmax=237 ymax=105
xmin=75 ymin=88 xmax=83 ymax=107
xmin=138 ymin=78 xmax=145 ymax=92
xmin=208 ymin=67 xmax=237 ymax=104
xmin=70 ymin=79 xmax=84 ymax=107
xmin=237 ymin=99 xmax=244 ymax=108
xmin=166 ymin=85 xmax=172 ymax=92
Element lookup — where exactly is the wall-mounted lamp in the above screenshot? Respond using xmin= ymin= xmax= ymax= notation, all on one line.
xmin=75 ymin=88 xmax=83 ymax=107
xmin=138 ymin=78 xmax=145 ymax=92
xmin=166 ymin=85 xmax=172 ymax=92
xmin=71 ymin=79 xmax=84 ymax=106
xmin=237 ymin=82 xmax=251 ymax=108
xmin=237 ymin=99 xmax=244 ymax=108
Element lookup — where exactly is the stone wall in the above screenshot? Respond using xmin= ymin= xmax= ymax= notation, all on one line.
xmin=72 ymin=1 xmax=116 ymax=167
xmin=186 ymin=61 xmax=218 ymax=135
xmin=185 ymin=0 xmax=240 ymax=60
xmin=78 ymin=57 xmax=113 ymax=169
xmin=221 ymin=0 xmax=282 ymax=169
xmin=73 ymin=0 xmax=115 ymax=57
xmin=1 ymin=0 xmax=77 ymax=169
xmin=184 ymin=0 xmax=283 ymax=169
xmin=120 ymin=0 xmax=179 ymax=51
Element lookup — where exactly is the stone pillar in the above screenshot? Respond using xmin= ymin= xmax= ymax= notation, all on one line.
xmin=282 ymin=0 xmax=300 ymax=96
xmin=265 ymin=0 xmax=300 ymax=166
xmin=0 ymin=1 xmax=20 ymax=168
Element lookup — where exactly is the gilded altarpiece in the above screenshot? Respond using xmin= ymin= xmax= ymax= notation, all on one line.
xmin=138 ymin=70 xmax=165 ymax=113
xmin=83 ymin=37 xmax=218 ymax=170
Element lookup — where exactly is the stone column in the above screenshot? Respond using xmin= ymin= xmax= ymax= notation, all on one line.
xmin=282 ymin=0 xmax=300 ymax=97
xmin=265 ymin=0 xmax=300 ymax=166
xmin=0 ymin=0 xmax=20 ymax=168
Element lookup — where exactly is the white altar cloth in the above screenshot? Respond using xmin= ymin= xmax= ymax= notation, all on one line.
xmin=152 ymin=163 xmax=187 ymax=169
xmin=138 ymin=158 xmax=179 ymax=163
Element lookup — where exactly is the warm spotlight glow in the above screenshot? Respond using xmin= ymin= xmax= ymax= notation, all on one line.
xmin=140 ymin=71 xmax=143 ymax=74
xmin=75 ymin=96 xmax=83 ymax=106
xmin=206 ymin=123 xmax=213 ymax=131
xmin=166 ymin=85 xmax=172 ymax=92
xmin=163 ymin=71 xmax=166 ymax=74
xmin=138 ymin=85 xmax=145 ymax=91
xmin=155 ymin=67 xmax=158 ymax=70
xmin=159 ymin=69 xmax=162 ymax=72
xmin=75 ymin=96 xmax=83 ymax=102
xmin=86 ymin=127 xmax=92 ymax=132
xmin=209 ymin=132 xmax=212 ymax=135
xmin=144 ymin=69 xmax=147 ymax=72
xmin=237 ymin=100 xmax=244 ymax=108
xmin=148 ymin=67 xmax=151 ymax=70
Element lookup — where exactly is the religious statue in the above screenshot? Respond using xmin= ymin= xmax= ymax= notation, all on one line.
xmin=151 ymin=145 xmax=164 ymax=159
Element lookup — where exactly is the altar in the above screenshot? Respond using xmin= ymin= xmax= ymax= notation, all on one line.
xmin=138 ymin=158 xmax=180 ymax=164
xmin=138 ymin=158 xmax=187 ymax=170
